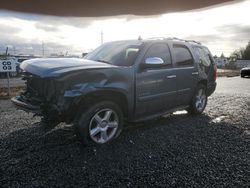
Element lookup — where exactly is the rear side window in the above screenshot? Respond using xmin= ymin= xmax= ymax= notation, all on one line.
xmin=173 ymin=44 xmax=193 ymax=67
xmin=193 ymin=46 xmax=212 ymax=67
xmin=144 ymin=43 xmax=172 ymax=66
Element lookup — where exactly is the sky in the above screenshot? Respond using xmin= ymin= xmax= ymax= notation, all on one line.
xmin=0 ymin=0 xmax=249 ymax=57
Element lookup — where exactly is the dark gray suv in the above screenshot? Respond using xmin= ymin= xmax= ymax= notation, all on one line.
xmin=12 ymin=38 xmax=217 ymax=145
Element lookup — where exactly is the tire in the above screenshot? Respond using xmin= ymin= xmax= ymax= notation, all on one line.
xmin=187 ymin=84 xmax=208 ymax=115
xmin=241 ymin=74 xmax=244 ymax=78
xmin=75 ymin=101 xmax=123 ymax=146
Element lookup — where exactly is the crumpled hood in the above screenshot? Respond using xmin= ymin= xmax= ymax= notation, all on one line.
xmin=20 ymin=58 xmax=117 ymax=78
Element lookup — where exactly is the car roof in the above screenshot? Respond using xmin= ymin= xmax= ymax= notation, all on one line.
xmin=105 ymin=38 xmax=209 ymax=53
xmin=108 ymin=38 xmax=204 ymax=47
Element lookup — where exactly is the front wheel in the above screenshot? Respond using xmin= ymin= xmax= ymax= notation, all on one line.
xmin=75 ymin=101 xmax=123 ymax=146
xmin=188 ymin=84 xmax=207 ymax=115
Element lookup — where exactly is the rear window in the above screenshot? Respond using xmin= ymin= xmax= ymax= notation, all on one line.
xmin=193 ymin=46 xmax=212 ymax=67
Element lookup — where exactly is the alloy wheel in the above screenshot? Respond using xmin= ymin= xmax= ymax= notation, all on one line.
xmin=195 ymin=88 xmax=206 ymax=112
xmin=89 ymin=108 xmax=119 ymax=144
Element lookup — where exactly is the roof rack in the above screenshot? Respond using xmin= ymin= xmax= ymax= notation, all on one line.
xmin=146 ymin=37 xmax=201 ymax=45
xmin=147 ymin=37 xmax=167 ymax=40
xmin=167 ymin=37 xmax=201 ymax=45
xmin=168 ymin=37 xmax=201 ymax=44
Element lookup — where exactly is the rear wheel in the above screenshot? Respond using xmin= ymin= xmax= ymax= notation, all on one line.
xmin=75 ymin=101 xmax=123 ymax=145
xmin=188 ymin=84 xmax=207 ymax=115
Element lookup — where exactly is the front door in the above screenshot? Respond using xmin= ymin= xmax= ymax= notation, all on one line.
xmin=135 ymin=43 xmax=177 ymax=118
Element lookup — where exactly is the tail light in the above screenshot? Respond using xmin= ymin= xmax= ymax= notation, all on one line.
xmin=214 ymin=64 xmax=217 ymax=81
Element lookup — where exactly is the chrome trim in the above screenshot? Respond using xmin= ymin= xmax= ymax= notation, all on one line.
xmin=192 ymin=72 xmax=199 ymax=75
xmin=166 ymin=75 xmax=177 ymax=79
xmin=138 ymin=90 xmax=177 ymax=102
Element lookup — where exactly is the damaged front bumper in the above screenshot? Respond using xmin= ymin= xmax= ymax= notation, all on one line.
xmin=11 ymin=95 xmax=76 ymax=123
xmin=11 ymin=96 xmax=41 ymax=114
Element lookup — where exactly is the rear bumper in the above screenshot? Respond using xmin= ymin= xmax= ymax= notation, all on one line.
xmin=11 ymin=96 xmax=41 ymax=114
xmin=207 ymin=82 xmax=216 ymax=96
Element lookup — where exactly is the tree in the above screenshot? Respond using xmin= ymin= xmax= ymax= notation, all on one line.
xmin=220 ymin=52 xmax=225 ymax=58
xmin=243 ymin=41 xmax=250 ymax=60
xmin=230 ymin=41 xmax=250 ymax=60
xmin=231 ymin=48 xmax=244 ymax=60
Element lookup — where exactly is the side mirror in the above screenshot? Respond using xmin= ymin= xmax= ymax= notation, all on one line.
xmin=144 ymin=57 xmax=164 ymax=68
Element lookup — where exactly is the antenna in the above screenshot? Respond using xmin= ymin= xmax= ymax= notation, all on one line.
xmin=101 ymin=31 xmax=104 ymax=45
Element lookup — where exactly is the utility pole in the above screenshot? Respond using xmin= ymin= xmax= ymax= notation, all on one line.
xmin=13 ymin=46 xmax=16 ymax=55
xmin=5 ymin=47 xmax=10 ymax=96
xmin=5 ymin=46 xmax=8 ymax=56
xmin=101 ymin=31 xmax=103 ymax=45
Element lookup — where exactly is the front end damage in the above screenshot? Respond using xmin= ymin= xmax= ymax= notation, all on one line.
xmin=11 ymin=58 xmax=132 ymax=125
xmin=11 ymin=72 xmax=74 ymax=124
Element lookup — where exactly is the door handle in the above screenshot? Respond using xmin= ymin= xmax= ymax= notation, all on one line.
xmin=166 ymin=75 xmax=176 ymax=79
xmin=192 ymin=72 xmax=199 ymax=75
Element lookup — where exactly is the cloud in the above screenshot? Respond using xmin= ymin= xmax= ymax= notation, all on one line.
xmin=216 ymin=24 xmax=250 ymax=39
xmin=35 ymin=23 xmax=59 ymax=32
xmin=0 ymin=0 xmax=236 ymax=17
xmin=184 ymin=23 xmax=250 ymax=55
xmin=0 ymin=0 xmax=249 ymax=57
xmin=186 ymin=35 xmax=222 ymax=44
xmin=0 ymin=40 xmax=75 ymax=56
xmin=0 ymin=24 xmax=20 ymax=34
xmin=37 ymin=16 xmax=94 ymax=29
xmin=0 ymin=9 xmax=162 ymax=30
xmin=187 ymin=24 xmax=250 ymax=43
xmin=0 ymin=24 xmax=76 ymax=56
xmin=0 ymin=10 xmax=105 ymax=29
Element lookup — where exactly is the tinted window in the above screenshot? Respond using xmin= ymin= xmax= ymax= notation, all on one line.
xmin=173 ymin=45 xmax=193 ymax=66
xmin=193 ymin=46 xmax=212 ymax=67
xmin=144 ymin=43 xmax=172 ymax=66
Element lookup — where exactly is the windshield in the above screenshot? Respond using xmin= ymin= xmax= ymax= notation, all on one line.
xmin=84 ymin=41 xmax=142 ymax=66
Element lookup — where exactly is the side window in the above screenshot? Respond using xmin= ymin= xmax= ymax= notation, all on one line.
xmin=173 ymin=44 xmax=193 ymax=67
xmin=144 ymin=43 xmax=172 ymax=66
xmin=193 ymin=47 xmax=212 ymax=67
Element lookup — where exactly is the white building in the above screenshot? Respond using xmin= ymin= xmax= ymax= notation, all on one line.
xmin=214 ymin=57 xmax=229 ymax=67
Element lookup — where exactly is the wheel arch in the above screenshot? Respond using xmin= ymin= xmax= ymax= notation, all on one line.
xmin=191 ymin=79 xmax=208 ymax=97
xmin=198 ymin=79 xmax=207 ymax=87
xmin=75 ymin=89 xmax=129 ymax=121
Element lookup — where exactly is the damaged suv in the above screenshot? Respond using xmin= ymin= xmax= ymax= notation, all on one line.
xmin=12 ymin=38 xmax=217 ymax=145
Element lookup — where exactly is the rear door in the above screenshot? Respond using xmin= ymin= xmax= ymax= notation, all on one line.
xmin=170 ymin=43 xmax=198 ymax=106
xmin=135 ymin=43 xmax=177 ymax=118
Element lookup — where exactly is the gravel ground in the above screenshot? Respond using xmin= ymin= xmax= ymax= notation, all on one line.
xmin=0 ymin=92 xmax=250 ymax=187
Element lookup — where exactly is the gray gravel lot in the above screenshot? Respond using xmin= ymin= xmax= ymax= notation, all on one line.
xmin=0 ymin=77 xmax=250 ymax=187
